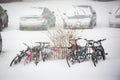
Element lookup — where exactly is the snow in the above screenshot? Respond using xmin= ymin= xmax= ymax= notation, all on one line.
xmin=0 ymin=0 xmax=120 ymax=80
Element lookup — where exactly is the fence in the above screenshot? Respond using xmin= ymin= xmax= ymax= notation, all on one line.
xmin=51 ymin=47 xmax=70 ymax=60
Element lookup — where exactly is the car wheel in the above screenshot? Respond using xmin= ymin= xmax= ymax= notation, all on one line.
xmin=0 ymin=26 xmax=2 ymax=31
xmin=89 ymin=21 xmax=94 ymax=29
xmin=94 ymin=21 xmax=96 ymax=26
xmin=4 ymin=22 xmax=8 ymax=28
xmin=0 ymin=21 xmax=3 ymax=31
xmin=4 ymin=17 xmax=8 ymax=28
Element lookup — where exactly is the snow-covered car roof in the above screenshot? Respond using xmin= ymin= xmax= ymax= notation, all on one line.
xmin=21 ymin=7 xmax=46 ymax=17
xmin=65 ymin=5 xmax=92 ymax=17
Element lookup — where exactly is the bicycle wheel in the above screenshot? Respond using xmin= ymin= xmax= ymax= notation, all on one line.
xmin=10 ymin=56 xmax=19 ymax=67
xmin=66 ymin=54 xmax=75 ymax=67
xmin=34 ymin=53 xmax=40 ymax=65
xmin=41 ymin=52 xmax=45 ymax=62
xmin=96 ymin=50 xmax=102 ymax=60
xmin=24 ymin=56 xmax=32 ymax=65
xmin=102 ymin=54 xmax=106 ymax=60
xmin=91 ymin=53 xmax=98 ymax=67
xmin=79 ymin=51 xmax=87 ymax=62
xmin=101 ymin=49 xmax=106 ymax=60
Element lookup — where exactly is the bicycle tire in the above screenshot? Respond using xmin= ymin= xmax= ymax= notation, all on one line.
xmin=41 ymin=52 xmax=48 ymax=62
xmin=41 ymin=52 xmax=44 ymax=62
xmin=102 ymin=53 xmax=106 ymax=60
xmin=91 ymin=53 xmax=97 ymax=67
xmin=79 ymin=51 xmax=87 ymax=62
xmin=10 ymin=56 xmax=19 ymax=67
xmin=66 ymin=55 xmax=71 ymax=67
xmin=34 ymin=53 xmax=40 ymax=65
xmin=96 ymin=50 xmax=102 ymax=60
xmin=24 ymin=55 xmax=32 ymax=65
xmin=66 ymin=55 xmax=74 ymax=67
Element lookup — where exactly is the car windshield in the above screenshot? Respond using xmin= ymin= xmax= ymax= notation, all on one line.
xmin=66 ymin=6 xmax=91 ymax=18
xmin=22 ymin=8 xmax=44 ymax=16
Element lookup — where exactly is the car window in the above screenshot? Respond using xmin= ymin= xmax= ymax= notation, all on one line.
xmin=74 ymin=7 xmax=91 ymax=16
xmin=22 ymin=8 xmax=43 ymax=16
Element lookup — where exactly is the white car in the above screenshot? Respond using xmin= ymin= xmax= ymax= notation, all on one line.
xmin=19 ymin=7 xmax=56 ymax=30
xmin=63 ymin=5 xmax=96 ymax=29
xmin=109 ymin=6 xmax=120 ymax=28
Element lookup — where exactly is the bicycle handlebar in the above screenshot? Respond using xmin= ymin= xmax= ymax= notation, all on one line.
xmin=35 ymin=42 xmax=50 ymax=44
xmin=84 ymin=38 xmax=106 ymax=46
xmin=23 ymin=43 xmax=31 ymax=50
xmin=69 ymin=38 xmax=82 ymax=41
xmin=84 ymin=39 xmax=93 ymax=42
xmin=23 ymin=43 xmax=30 ymax=48
xmin=98 ymin=38 xmax=106 ymax=42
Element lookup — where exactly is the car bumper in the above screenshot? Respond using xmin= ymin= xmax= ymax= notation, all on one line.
xmin=64 ymin=22 xmax=91 ymax=29
xmin=19 ymin=22 xmax=49 ymax=31
xmin=110 ymin=24 xmax=120 ymax=28
xmin=109 ymin=22 xmax=120 ymax=28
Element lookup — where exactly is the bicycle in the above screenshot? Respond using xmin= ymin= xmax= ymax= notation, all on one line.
xmin=24 ymin=42 xmax=43 ymax=65
xmin=10 ymin=43 xmax=31 ymax=67
xmin=89 ymin=39 xmax=107 ymax=67
xmin=40 ymin=42 xmax=52 ymax=62
xmin=66 ymin=38 xmax=91 ymax=67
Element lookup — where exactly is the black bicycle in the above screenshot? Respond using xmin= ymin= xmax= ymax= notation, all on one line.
xmin=66 ymin=38 xmax=91 ymax=67
xmin=89 ymin=39 xmax=107 ymax=67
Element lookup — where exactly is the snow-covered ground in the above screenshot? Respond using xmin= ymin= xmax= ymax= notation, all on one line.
xmin=0 ymin=0 xmax=120 ymax=80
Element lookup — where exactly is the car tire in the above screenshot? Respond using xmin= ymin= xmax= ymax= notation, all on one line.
xmin=0 ymin=21 xmax=3 ymax=31
xmin=4 ymin=17 xmax=8 ymax=28
xmin=89 ymin=21 xmax=94 ymax=29
xmin=4 ymin=21 xmax=8 ymax=28
xmin=94 ymin=22 xmax=96 ymax=26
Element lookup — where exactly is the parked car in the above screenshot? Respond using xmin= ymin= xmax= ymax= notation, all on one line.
xmin=0 ymin=0 xmax=22 ymax=3
xmin=93 ymin=0 xmax=115 ymax=1
xmin=19 ymin=7 xmax=56 ymax=30
xmin=109 ymin=6 xmax=120 ymax=28
xmin=0 ymin=33 xmax=2 ymax=53
xmin=0 ymin=5 xmax=8 ymax=31
xmin=63 ymin=5 xmax=96 ymax=29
